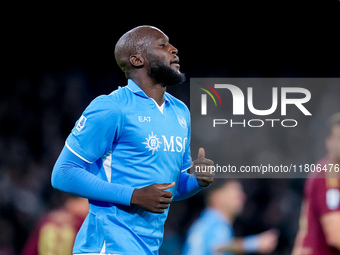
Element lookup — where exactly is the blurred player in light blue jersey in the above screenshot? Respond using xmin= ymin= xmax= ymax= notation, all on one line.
xmin=183 ymin=180 xmax=278 ymax=255
xmin=51 ymin=26 xmax=214 ymax=255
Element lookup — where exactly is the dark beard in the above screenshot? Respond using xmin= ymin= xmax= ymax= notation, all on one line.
xmin=148 ymin=58 xmax=186 ymax=87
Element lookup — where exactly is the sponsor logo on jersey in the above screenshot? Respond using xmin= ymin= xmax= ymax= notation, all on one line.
xmin=143 ymin=132 xmax=187 ymax=154
xmin=142 ymin=132 xmax=162 ymax=155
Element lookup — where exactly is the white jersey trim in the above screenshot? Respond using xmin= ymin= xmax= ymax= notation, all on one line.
xmin=65 ymin=142 xmax=92 ymax=163
xmin=150 ymin=98 xmax=165 ymax=114
xmin=100 ymin=241 xmax=106 ymax=253
xmin=181 ymin=164 xmax=193 ymax=173
xmin=126 ymin=82 xmax=165 ymax=114
xmin=101 ymin=152 xmax=112 ymax=183
xmin=126 ymin=84 xmax=142 ymax=94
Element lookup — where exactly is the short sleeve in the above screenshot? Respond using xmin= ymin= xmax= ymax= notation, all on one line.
xmin=66 ymin=95 xmax=124 ymax=163
xmin=181 ymin=107 xmax=192 ymax=171
xmin=312 ymin=178 xmax=340 ymax=217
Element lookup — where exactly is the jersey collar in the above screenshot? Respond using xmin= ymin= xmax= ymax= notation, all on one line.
xmin=126 ymin=79 xmax=170 ymax=103
xmin=206 ymin=207 xmax=232 ymax=225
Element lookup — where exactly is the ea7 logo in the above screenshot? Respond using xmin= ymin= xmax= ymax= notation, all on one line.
xmin=201 ymin=84 xmax=312 ymax=116
xmin=139 ymin=116 xmax=151 ymax=122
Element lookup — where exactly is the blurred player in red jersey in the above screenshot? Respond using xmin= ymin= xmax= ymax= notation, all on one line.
xmin=292 ymin=113 xmax=340 ymax=255
xmin=21 ymin=196 xmax=88 ymax=255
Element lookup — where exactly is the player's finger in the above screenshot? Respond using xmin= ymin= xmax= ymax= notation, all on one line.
xmin=194 ymin=164 xmax=215 ymax=171
xmin=162 ymin=190 xmax=173 ymax=198
xmin=193 ymin=158 xmax=214 ymax=166
xmin=158 ymin=203 xmax=170 ymax=209
xmin=198 ymin=147 xmax=205 ymax=158
xmin=153 ymin=208 xmax=165 ymax=214
xmin=196 ymin=176 xmax=214 ymax=181
xmin=160 ymin=197 xmax=173 ymax=204
xmin=195 ymin=168 xmax=215 ymax=176
xmin=157 ymin=182 xmax=175 ymax=190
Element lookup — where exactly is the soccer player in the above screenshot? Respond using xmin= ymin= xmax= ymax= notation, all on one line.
xmin=51 ymin=25 xmax=214 ymax=255
xmin=21 ymin=196 xmax=88 ymax=255
xmin=182 ymin=179 xmax=278 ymax=255
xmin=292 ymin=113 xmax=340 ymax=255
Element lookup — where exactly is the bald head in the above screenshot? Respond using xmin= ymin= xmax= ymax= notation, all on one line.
xmin=114 ymin=26 xmax=185 ymax=86
xmin=114 ymin=26 xmax=165 ymax=77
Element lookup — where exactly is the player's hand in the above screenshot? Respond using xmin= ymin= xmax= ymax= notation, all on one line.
xmin=257 ymin=229 xmax=279 ymax=253
xmin=130 ymin=182 xmax=175 ymax=213
xmin=192 ymin=148 xmax=215 ymax=187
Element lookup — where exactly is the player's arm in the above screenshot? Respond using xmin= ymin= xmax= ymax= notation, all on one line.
xmin=321 ymin=211 xmax=340 ymax=249
xmin=174 ymin=148 xmax=214 ymax=201
xmin=319 ymin=157 xmax=340 ymax=250
xmin=173 ymin=107 xmax=214 ymax=202
xmin=52 ymin=145 xmax=134 ymax=206
xmin=216 ymin=238 xmax=245 ymax=254
xmin=217 ymin=229 xmax=279 ymax=254
xmin=53 ymin=145 xmax=176 ymax=213
xmin=52 ymin=96 xmax=134 ymax=206
xmin=173 ymin=172 xmax=203 ymax=201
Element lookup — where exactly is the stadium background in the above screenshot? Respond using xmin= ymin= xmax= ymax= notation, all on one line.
xmin=2 ymin=2 xmax=340 ymax=254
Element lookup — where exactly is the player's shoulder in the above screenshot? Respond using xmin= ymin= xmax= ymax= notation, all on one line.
xmin=165 ymin=92 xmax=190 ymax=113
xmin=96 ymin=86 xmax=130 ymax=103
xmin=197 ymin=209 xmax=232 ymax=239
xmin=79 ymin=87 xmax=131 ymax=122
xmin=87 ymin=86 xmax=131 ymax=109
xmin=198 ymin=208 xmax=227 ymax=227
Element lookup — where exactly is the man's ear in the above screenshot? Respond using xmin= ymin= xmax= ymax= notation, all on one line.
xmin=129 ymin=54 xmax=145 ymax=68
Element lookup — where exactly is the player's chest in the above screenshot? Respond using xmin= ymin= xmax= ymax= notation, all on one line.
xmin=119 ymin=105 xmax=189 ymax=154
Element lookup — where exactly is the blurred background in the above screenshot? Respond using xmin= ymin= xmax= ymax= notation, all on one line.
xmin=2 ymin=1 xmax=340 ymax=254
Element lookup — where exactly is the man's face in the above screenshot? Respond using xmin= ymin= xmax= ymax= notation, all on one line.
xmin=145 ymin=30 xmax=185 ymax=86
xmin=327 ymin=124 xmax=340 ymax=163
xmin=220 ymin=181 xmax=246 ymax=216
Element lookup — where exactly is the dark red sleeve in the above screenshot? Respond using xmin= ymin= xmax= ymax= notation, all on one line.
xmin=312 ymin=178 xmax=340 ymax=218
xmin=20 ymin=219 xmax=47 ymax=255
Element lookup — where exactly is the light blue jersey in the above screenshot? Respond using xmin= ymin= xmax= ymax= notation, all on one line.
xmin=66 ymin=79 xmax=193 ymax=254
xmin=182 ymin=208 xmax=234 ymax=255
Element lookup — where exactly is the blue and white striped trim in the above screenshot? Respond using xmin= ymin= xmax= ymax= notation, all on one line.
xmin=65 ymin=142 xmax=92 ymax=164
xmin=181 ymin=164 xmax=193 ymax=173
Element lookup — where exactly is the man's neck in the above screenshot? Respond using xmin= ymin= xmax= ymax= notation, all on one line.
xmin=210 ymin=206 xmax=235 ymax=223
xmin=130 ymin=75 xmax=166 ymax=106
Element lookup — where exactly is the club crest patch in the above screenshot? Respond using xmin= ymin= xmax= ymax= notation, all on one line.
xmin=177 ymin=115 xmax=187 ymax=129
